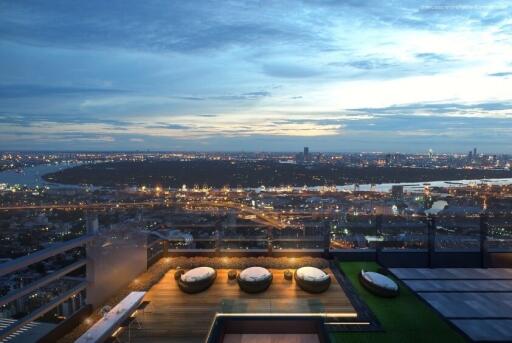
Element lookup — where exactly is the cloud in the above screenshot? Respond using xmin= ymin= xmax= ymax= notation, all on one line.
xmin=349 ymin=100 xmax=512 ymax=118
xmin=415 ymin=53 xmax=453 ymax=63
xmin=241 ymin=91 xmax=271 ymax=97
xmin=488 ymin=72 xmax=512 ymax=77
xmin=174 ymin=96 xmax=205 ymax=101
xmin=210 ymin=91 xmax=271 ymax=101
xmin=1 ymin=1 xmax=512 ymax=152
xmin=262 ymin=63 xmax=322 ymax=78
xmin=0 ymin=84 xmax=128 ymax=98
xmin=0 ymin=112 xmax=135 ymax=127
xmin=0 ymin=1 xmax=323 ymax=53
xmin=343 ymin=58 xmax=398 ymax=70
xmin=145 ymin=123 xmax=191 ymax=130
xmin=171 ymin=91 xmax=271 ymax=102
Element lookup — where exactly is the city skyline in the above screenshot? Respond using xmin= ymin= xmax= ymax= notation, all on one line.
xmin=0 ymin=146 xmax=505 ymax=157
xmin=0 ymin=147 xmax=504 ymax=155
xmin=2 ymin=3 xmax=512 ymax=341
xmin=1 ymin=1 xmax=512 ymax=152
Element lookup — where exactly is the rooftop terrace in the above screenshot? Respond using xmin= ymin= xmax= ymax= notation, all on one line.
xmin=126 ymin=268 xmax=355 ymax=343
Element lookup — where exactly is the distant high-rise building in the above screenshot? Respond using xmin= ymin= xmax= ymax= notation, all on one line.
xmin=473 ymin=147 xmax=477 ymax=157
xmin=86 ymin=213 xmax=99 ymax=234
xmin=391 ymin=185 xmax=404 ymax=201
xmin=304 ymin=147 xmax=310 ymax=161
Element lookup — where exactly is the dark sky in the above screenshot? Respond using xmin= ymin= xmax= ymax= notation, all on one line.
xmin=1 ymin=0 xmax=511 ymax=153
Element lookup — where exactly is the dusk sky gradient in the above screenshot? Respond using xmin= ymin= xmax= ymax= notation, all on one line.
xmin=1 ymin=0 xmax=512 ymax=152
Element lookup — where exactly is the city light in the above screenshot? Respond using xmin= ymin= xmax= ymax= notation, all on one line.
xmin=1 ymin=0 xmax=512 ymax=340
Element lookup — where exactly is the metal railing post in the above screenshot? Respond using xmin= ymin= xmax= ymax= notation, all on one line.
xmin=162 ymin=240 xmax=169 ymax=258
xmin=215 ymin=226 xmax=221 ymax=254
xmin=375 ymin=215 xmax=383 ymax=264
xmin=323 ymin=221 xmax=331 ymax=256
xmin=267 ymin=226 xmax=273 ymax=255
xmin=480 ymin=213 xmax=488 ymax=268
xmin=427 ymin=215 xmax=436 ymax=268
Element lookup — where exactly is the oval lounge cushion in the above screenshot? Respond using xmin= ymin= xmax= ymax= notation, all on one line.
xmin=296 ymin=267 xmax=329 ymax=282
xmin=181 ymin=267 xmax=215 ymax=283
xmin=361 ymin=270 xmax=398 ymax=291
xmin=239 ymin=267 xmax=271 ymax=282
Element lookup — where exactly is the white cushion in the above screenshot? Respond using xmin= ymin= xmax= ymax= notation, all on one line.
xmin=362 ymin=270 xmax=398 ymax=291
xmin=181 ymin=267 xmax=215 ymax=283
xmin=239 ymin=267 xmax=271 ymax=282
xmin=296 ymin=267 xmax=329 ymax=282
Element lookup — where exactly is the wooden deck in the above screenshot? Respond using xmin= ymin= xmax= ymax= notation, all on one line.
xmin=126 ymin=269 xmax=356 ymax=343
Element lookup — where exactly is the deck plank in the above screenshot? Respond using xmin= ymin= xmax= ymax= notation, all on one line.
xmin=126 ymin=268 xmax=355 ymax=343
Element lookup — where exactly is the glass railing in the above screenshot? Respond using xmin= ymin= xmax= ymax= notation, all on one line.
xmin=218 ymin=298 xmax=328 ymax=314
xmin=487 ymin=214 xmax=512 ymax=252
xmin=2 ymin=207 xmax=511 ymax=261
xmin=154 ymin=213 xmax=512 ymax=253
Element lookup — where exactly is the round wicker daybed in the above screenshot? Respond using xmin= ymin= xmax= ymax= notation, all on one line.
xmin=359 ymin=270 xmax=399 ymax=298
xmin=294 ymin=267 xmax=331 ymax=293
xmin=237 ymin=267 xmax=273 ymax=293
xmin=178 ymin=267 xmax=217 ymax=294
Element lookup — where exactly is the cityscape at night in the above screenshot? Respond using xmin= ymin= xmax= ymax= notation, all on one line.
xmin=2 ymin=1 xmax=512 ymax=343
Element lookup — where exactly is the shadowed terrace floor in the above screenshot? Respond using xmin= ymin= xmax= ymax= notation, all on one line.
xmin=126 ymin=268 xmax=356 ymax=343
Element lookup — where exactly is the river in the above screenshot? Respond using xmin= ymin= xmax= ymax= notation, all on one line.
xmin=1 ymin=163 xmax=512 ymax=193
xmin=0 ymin=163 xmax=81 ymax=188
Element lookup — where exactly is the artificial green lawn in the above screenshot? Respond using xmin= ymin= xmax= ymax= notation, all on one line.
xmin=331 ymin=261 xmax=466 ymax=343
